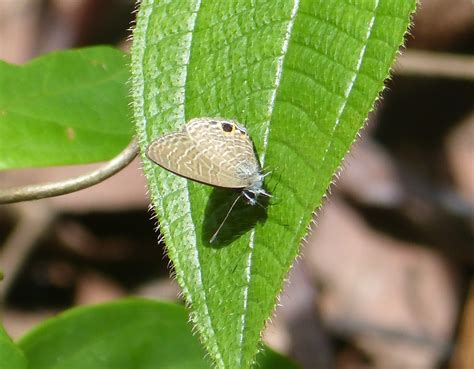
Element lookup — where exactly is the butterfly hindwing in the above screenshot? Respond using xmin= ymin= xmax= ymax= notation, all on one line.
xmin=184 ymin=118 xmax=261 ymax=187
xmin=146 ymin=121 xmax=257 ymax=188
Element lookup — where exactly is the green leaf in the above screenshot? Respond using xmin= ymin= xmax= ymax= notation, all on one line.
xmin=0 ymin=325 xmax=27 ymax=369
xmin=0 ymin=46 xmax=133 ymax=170
xmin=131 ymin=1 xmax=415 ymax=368
xmin=17 ymin=298 xmax=299 ymax=369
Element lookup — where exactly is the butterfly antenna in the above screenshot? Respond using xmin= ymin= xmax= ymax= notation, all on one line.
xmin=210 ymin=193 xmax=243 ymax=243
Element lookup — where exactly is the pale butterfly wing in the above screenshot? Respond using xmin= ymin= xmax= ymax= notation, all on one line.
xmin=146 ymin=120 xmax=260 ymax=189
xmin=184 ymin=118 xmax=262 ymax=188
xmin=147 ymin=117 xmax=267 ymax=242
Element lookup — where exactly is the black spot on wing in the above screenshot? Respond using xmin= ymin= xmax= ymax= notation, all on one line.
xmin=221 ymin=122 xmax=233 ymax=132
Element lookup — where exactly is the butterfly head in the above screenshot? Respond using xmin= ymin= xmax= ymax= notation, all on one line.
xmin=243 ymin=173 xmax=271 ymax=206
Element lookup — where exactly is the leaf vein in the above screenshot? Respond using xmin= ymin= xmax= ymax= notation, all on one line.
xmin=290 ymin=39 xmax=379 ymax=85
xmin=239 ymin=0 xmax=300 ymax=366
xmin=183 ymin=2 xmax=226 ymax=367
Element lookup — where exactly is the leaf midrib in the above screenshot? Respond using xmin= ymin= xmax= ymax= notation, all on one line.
xmin=237 ymin=0 xmax=301 ymax=366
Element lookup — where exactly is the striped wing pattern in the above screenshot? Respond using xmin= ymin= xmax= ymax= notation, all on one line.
xmin=146 ymin=118 xmax=261 ymax=189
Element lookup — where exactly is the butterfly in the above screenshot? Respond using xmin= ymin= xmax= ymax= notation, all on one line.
xmin=146 ymin=117 xmax=270 ymax=241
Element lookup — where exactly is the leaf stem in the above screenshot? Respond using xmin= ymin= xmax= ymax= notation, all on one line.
xmin=0 ymin=138 xmax=138 ymax=204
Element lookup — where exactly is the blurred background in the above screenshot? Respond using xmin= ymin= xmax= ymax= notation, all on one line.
xmin=0 ymin=1 xmax=473 ymax=368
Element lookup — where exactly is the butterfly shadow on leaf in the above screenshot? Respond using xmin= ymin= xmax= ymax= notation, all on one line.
xmin=202 ymin=188 xmax=269 ymax=248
